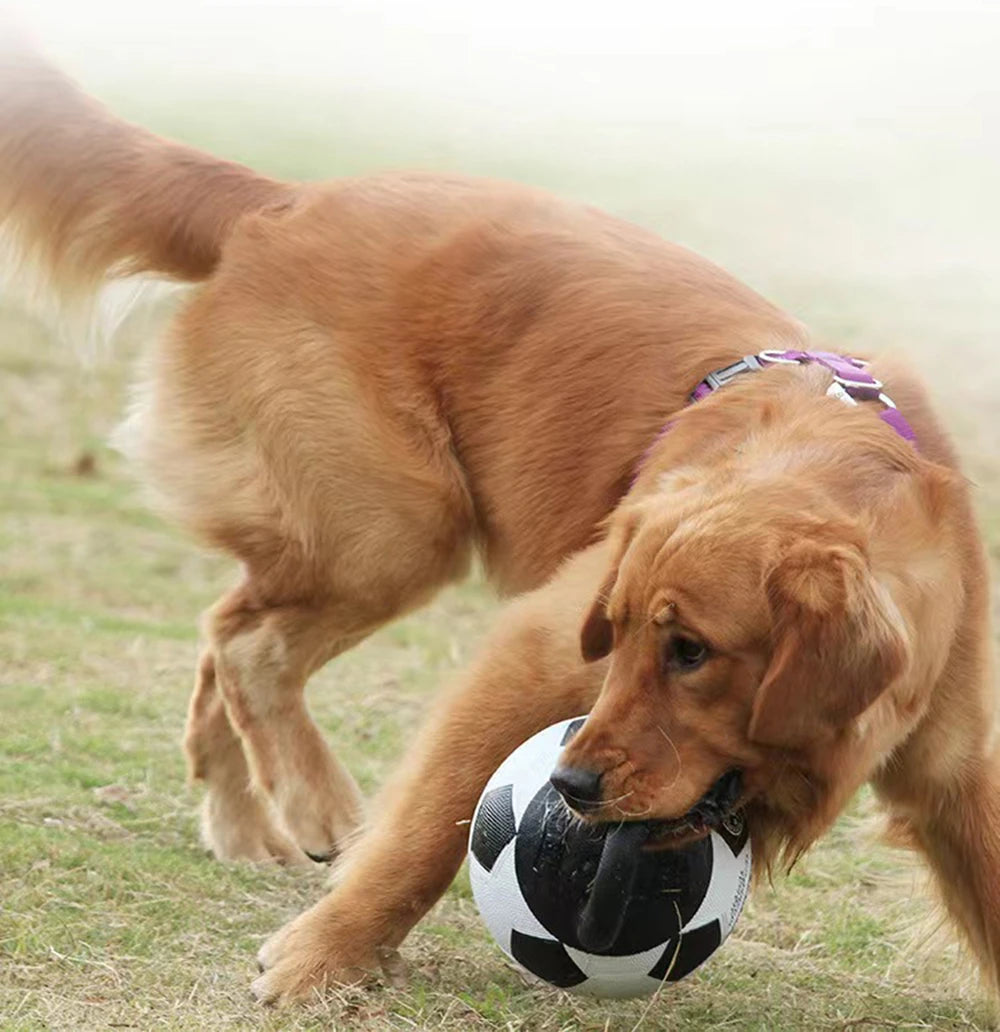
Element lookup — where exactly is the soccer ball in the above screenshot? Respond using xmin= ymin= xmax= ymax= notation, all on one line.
xmin=468 ymin=716 xmax=751 ymax=998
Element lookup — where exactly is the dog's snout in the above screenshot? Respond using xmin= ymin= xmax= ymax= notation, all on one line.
xmin=550 ymin=763 xmax=603 ymax=812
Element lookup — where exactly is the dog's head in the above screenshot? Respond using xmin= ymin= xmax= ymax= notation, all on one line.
xmin=554 ymin=479 xmax=912 ymax=860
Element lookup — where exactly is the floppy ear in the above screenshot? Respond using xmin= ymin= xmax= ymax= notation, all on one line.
xmin=580 ymin=566 xmax=619 ymax=662
xmin=749 ymin=540 xmax=909 ymax=749
xmin=580 ymin=513 xmax=641 ymax=663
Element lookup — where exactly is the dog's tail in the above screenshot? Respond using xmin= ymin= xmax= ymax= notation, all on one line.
xmin=0 ymin=30 xmax=296 ymax=330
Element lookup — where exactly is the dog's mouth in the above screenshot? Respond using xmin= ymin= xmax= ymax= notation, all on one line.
xmin=575 ymin=769 xmax=745 ymax=952
xmin=642 ymin=768 xmax=745 ymax=849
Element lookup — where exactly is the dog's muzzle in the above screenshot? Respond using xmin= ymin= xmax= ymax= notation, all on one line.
xmin=574 ymin=769 xmax=745 ymax=951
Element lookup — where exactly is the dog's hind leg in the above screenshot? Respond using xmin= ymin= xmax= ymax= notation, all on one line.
xmin=878 ymin=748 xmax=1000 ymax=997
xmin=184 ymin=650 xmax=308 ymax=864
xmin=206 ymin=587 xmax=374 ymax=862
xmin=127 ymin=300 xmax=479 ymax=863
xmin=191 ymin=462 xmax=478 ymax=862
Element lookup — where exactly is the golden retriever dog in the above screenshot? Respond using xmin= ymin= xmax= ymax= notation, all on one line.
xmin=3 ymin=39 xmax=999 ymax=1007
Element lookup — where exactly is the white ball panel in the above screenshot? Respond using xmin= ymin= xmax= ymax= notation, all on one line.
xmin=564 ymin=941 xmax=671 ymax=998
xmin=721 ymin=837 xmax=752 ymax=936
xmin=571 ymin=974 xmax=667 ymax=999
xmin=481 ymin=719 xmax=567 ymax=796
xmin=479 ymin=717 xmax=587 ymax=825
xmin=469 ymin=841 xmax=553 ymax=952
xmin=681 ymin=829 xmax=752 ymax=936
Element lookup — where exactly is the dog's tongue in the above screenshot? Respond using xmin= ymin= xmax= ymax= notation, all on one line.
xmin=576 ymin=821 xmax=651 ymax=952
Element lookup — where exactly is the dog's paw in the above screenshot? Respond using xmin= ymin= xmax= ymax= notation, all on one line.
xmin=273 ymin=771 xmax=365 ymax=864
xmin=200 ymin=792 xmax=311 ymax=866
xmin=252 ymin=902 xmax=401 ymax=1006
xmin=251 ymin=954 xmax=373 ymax=1006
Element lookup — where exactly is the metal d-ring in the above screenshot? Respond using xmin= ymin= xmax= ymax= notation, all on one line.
xmin=757 ymin=349 xmax=801 ymax=365
xmin=834 ymin=373 xmax=884 ymax=390
xmin=722 ymin=811 xmax=745 ymax=837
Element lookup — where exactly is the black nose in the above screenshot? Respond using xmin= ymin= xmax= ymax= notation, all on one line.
xmin=550 ymin=764 xmax=603 ymax=812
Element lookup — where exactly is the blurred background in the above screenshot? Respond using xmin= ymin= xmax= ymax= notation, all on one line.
xmin=8 ymin=0 xmax=1000 ymax=480
xmin=2 ymin=3 xmax=999 ymax=1029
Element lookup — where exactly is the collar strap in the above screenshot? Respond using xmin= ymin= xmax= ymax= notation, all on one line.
xmin=690 ymin=348 xmax=917 ymax=445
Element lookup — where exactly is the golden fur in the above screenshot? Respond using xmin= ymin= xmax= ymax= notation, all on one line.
xmin=3 ymin=40 xmax=998 ymax=1006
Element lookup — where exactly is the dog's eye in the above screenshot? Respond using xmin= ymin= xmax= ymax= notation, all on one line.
xmin=667 ymin=635 xmax=708 ymax=672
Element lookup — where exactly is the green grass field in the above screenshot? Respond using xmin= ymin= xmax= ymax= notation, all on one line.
xmin=2 ymin=75 xmax=1000 ymax=1030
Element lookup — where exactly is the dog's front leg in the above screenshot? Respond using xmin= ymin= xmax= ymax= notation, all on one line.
xmin=251 ymin=545 xmax=609 ymax=1005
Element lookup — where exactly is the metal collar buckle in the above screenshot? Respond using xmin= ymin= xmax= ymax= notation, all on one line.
xmin=701 ymin=354 xmax=762 ymax=393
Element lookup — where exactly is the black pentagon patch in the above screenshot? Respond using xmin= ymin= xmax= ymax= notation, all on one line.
xmin=515 ymin=782 xmax=709 ymax=955
xmin=649 ymin=919 xmax=722 ymax=982
xmin=510 ymin=930 xmax=588 ymax=988
xmin=716 ymin=811 xmax=750 ymax=858
xmin=560 ymin=717 xmax=587 ymax=746
xmin=470 ymin=784 xmax=516 ymax=873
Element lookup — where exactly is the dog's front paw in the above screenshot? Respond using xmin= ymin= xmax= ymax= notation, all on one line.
xmin=252 ymin=900 xmax=403 ymax=1005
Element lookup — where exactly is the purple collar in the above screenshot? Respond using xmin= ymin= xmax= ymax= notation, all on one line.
xmin=690 ymin=349 xmax=917 ymax=445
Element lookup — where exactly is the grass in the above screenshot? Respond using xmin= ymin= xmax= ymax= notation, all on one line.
xmin=2 ymin=74 xmax=1000 ymax=1031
